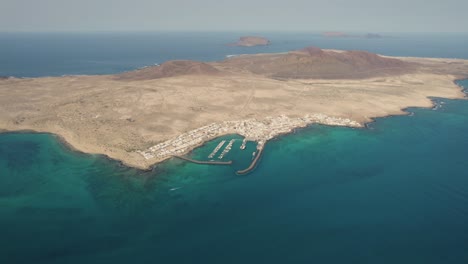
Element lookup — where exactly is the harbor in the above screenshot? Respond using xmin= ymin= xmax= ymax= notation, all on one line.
xmin=236 ymin=142 xmax=265 ymax=175
xmin=171 ymin=137 xmax=266 ymax=174
xmin=174 ymin=155 xmax=233 ymax=165
xmin=240 ymin=138 xmax=247 ymax=150
xmin=172 ymin=137 xmax=264 ymax=175
xmin=208 ymin=140 xmax=225 ymax=159
xmin=218 ymin=139 xmax=235 ymax=159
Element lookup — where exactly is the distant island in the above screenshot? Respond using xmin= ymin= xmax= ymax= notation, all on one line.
xmin=322 ymin=32 xmax=383 ymax=39
xmin=1 ymin=47 xmax=467 ymax=170
xmin=228 ymin=36 xmax=270 ymax=47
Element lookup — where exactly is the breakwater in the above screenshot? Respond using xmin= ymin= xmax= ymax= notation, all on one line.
xmin=236 ymin=147 xmax=264 ymax=175
xmin=174 ymin=155 xmax=233 ymax=165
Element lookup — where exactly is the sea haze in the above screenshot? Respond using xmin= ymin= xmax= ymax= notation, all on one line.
xmin=0 ymin=33 xmax=468 ymax=263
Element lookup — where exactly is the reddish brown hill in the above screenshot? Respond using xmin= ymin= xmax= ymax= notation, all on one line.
xmin=220 ymin=46 xmax=415 ymax=79
xmin=117 ymin=60 xmax=221 ymax=80
xmin=117 ymin=47 xmax=415 ymax=81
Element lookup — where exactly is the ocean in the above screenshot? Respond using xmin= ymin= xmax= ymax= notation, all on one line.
xmin=1 ymin=32 xmax=468 ymax=263
xmin=2 ymin=32 xmax=468 ymax=77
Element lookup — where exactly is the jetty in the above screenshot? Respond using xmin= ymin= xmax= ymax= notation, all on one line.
xmin=208 ymin=140 xmax=226 ymax=158
xmin=240 ymin=138 xmax=247 ymax=150
xmin=236 ymin=144 xmax=264 ymax=175
xmin=218 ymin=139 xmax=235 ymax=159
xmin=174 ymin=155 xmax=232 ymax=165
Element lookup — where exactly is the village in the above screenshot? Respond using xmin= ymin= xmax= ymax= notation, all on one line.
xmin=137 ymin=114 xmax=361 ymax=161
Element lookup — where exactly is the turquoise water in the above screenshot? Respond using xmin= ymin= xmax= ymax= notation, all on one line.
xmin=1 ymin=33 xmax=468 ymax=263
xmin=1 ymin=81 xmax=468 ymax=263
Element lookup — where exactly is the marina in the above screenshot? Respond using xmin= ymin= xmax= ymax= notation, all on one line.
xmin=208 ymin=140 xmax=226 ymax=158
xmin=218 ymin=139 xmax=235 ymax=159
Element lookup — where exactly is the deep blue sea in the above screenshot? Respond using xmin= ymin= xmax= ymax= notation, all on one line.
xmin=1 ymin=32 xmax=468 ymax=263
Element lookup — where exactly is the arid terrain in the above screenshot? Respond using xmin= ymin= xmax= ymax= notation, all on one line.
xmin=0 ymin=47 xmax=467 ymax=169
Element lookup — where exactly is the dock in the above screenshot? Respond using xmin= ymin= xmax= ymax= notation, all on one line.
xmin=208 ymin=140 xmax=226 ymax=158
xmin=218 ymin=139 xmax=235 ymax=159
xmin=236 ymin=145 xmax=264 ymax=175
xmin=240 ymin=138 xmax=247 ymax=150
xmin=174 ymin=155 xmax=233 ymax=165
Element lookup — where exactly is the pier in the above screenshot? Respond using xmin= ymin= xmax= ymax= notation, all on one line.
xmin=174 ymin=155 xmax=233 ymax=165
xmin=236 ymin=146 xmax=264 ymax=175
xmin=218 ymin=139 xmax=235 ymax=159
xmin=208 ymin=140 xmax=226 ymax=158
xmin=240 ymin=138 xmax=247 ymax=150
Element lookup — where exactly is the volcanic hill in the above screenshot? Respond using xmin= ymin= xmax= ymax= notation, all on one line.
xmin=217 ymin=47 xmax=414 ymax=79
xmin=117 ymin=60 xmax=221 ymax=80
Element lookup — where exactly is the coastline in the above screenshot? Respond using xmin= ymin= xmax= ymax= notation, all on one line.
xmin=0 ymin=128 xmax=155 ymax=171
xmin=1 ymin=48 xmax=467 ymax=172
xmin=1 ymin=78 xmax=466 ymax=172
xmin=455 ymin=78 xmax=468 ymax=93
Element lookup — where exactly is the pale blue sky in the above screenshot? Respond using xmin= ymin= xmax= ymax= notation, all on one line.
xmin=1 ymin=0 xmax=467 ymax=32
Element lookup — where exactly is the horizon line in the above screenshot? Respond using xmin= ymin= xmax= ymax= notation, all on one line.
xmin=1 ymin=29 xmax=468 ymax=34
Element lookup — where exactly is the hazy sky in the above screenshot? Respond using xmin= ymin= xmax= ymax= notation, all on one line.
xmin=1 ymin=0 xmax=467 ymax=32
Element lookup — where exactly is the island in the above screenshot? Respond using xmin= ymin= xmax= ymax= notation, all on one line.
xmin=0 ymin=46 xmax=467 ymax=170
xmin=227 ymin=36 xmax=270 ymax=47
